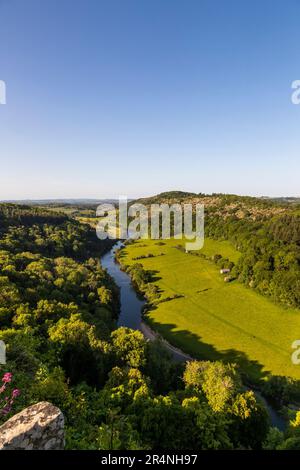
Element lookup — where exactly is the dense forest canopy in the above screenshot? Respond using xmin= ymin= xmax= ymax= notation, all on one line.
xmin=205 ymin=210 xmax=300 ymax=308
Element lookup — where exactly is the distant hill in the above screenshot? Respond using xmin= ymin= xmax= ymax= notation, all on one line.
xmin=133 ymin=191 xmax=300 ymax=221
xmin=268 ymin=197 xmax=300 ymax=205
xmin=135 ymin=191 xmax=300 ymax=207
xmin=135 ymin=191 xmax=200 ymax=205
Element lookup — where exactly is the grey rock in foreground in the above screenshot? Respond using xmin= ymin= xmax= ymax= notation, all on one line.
xmin=0 ymin=401 xmax=64 ymax=450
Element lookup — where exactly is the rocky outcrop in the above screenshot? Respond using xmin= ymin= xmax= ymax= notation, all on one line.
xmin=0 ymin=401 xmax=64 ymax=450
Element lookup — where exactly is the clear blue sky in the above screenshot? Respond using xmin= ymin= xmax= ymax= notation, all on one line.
xmin=0 ymin=0 xmax=300 ymax=199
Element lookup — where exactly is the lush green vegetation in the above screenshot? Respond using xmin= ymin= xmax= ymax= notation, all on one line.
xmin=0 ymin=204 xmax=269 ymax=449
xmin=206 ymin=212 xmax=300 ymax=309
xmin=1 ymin=200 xmax=300 ymax=450
xmin=133 ymin=192 xmax=300 ymax=311
xmin=120 ymin=237 xmax=300 ymax=382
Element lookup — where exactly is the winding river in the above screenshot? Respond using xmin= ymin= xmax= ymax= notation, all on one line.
xmin=101 ymin=241 xmax=145 ymax=330
xmin=101 ymin=242 xmax=286 ymax=431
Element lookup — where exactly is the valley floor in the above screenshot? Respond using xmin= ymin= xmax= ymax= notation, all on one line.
xmin=121 ymin=238 xmax=300 ymax=381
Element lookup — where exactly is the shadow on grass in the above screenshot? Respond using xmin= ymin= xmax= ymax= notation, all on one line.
xmin=155 ymin=294 xmax=185 ymax=304
xmin=145 ymin=316 xmax=269 ymax=384
xmin=147 ymin=269 xmax=162 ymax=282
xmin=116 ymin=249 xmax=127 ymax=260
xmin=196 ymin=288 xmax=212 ymax=293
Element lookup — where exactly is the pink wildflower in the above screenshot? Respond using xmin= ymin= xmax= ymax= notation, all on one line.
xmin=2 ymin=373 xmax=12 ymax=384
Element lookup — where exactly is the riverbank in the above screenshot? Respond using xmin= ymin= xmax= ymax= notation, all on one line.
xmin=101 ymin=241 xmax=287 ymax=431
xmin=140 ymin=321 xmax=193 ymax=362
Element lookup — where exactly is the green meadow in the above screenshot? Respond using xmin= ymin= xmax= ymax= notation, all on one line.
xmin=121 ymin=237 xmax=300 ymax=381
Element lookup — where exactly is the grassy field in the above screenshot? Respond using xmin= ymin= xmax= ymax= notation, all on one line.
xmin=121 ymin=237 xmax=300 ymax=381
